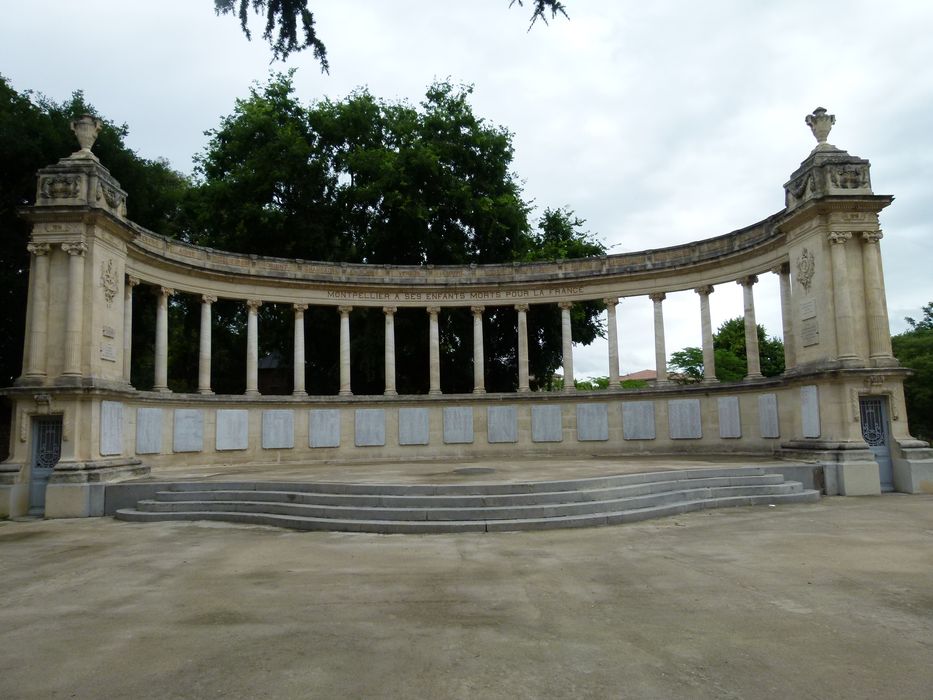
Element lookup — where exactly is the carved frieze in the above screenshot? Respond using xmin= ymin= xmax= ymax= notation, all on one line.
xmin=100 ymin=258 xmax=118 ymax=307
xmin=40 ymin=175 xmax=80 ymax=200
xmin=795 ymin=248 xmax=815 ymax=293
xmin=829 ymin=165 xmax=869 ymax=190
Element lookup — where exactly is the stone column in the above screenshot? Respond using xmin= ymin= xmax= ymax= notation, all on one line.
xmin=649 ymin=293 xmax=669 ymax=384
xmin=516 ymin=304 xmax=530 ymax=393
xmin=24 ymin=242 xmax=51 ymax=378
xmin=427 ymin=307 xmax=441 ymax=395
xmin=558 ymin=302 xmax=575 ymax=392
xmin=472 ymin=306 xmax=486 ymax=394
xmin=122 ymin=276 xmax=139 ymax=383
xmin=338 ymin=306 xmax=352 ymax=396
xmin=695 ymin=286 xmax=717 ymax=382
xmin=198 ymin=295 xmax=216 ymax=394
xmin=383 ymin=306 xmax=397 ymax=396
xmin=828 ymin=232 xmax=857 ymax=360
xmin=861 ymin=232 xmax=895 ymax=362
xmin=245 ymin=299 xmax=262 ymax=396
xmin=738 ymin=276 xmax=763 ymax=378
xmin=61 ymin=241 xmax=88 ymax=377
xmin=773 ymin=263 xmax=797 ymax=371
xmin=293 ymin=304 xmax=308 ymax=397
xmin=153 ymin=286 xmax=174 ymax=392
xmin=604 ymin=298 xmax=620 ymax=386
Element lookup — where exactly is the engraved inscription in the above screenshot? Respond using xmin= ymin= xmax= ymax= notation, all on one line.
xmin=801 ymin=318 xmax=820 ymax=347
xmin=100 ymin=344 xmax=117 ymax=361
xmin=799 ymin=299 xmax=817 ymax=320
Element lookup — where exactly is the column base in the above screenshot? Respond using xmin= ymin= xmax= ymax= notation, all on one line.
xmin=293 ymin=391 xmax=308 ymax=398
xmin=383 ymin=390 xmax=397 ymax=397
xmin=428 ymin=390 xmax=442 ymax=396
xmin=701 ymin=377 xmax=719 ymax=384
xmin=338 ymin=390 xmax=353 ymax=397
xmin=154 ymin=386 xmax=172 ymax=394
xmin=198 ymin=389 xmax=214 ymax=395
xmin=870 ymin=355 xmax=900 ymax=368
xmin=518 ymin=387 xmax=531 ymax=393
xmin=245 ymin=390 xmax=260 ymax=398
xmin=743 ymin=373 xmax=764 ymax=380
xmin=473 ymin=388 xmax=486 ymax=395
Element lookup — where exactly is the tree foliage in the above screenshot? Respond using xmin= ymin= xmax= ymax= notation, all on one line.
xmin=668 ymin=318 xmax=785 ymax=383
xmin=215 ymin=0 xmax=567 ymax=66
xmin=892 ymin=303 xmax=933 ymax=441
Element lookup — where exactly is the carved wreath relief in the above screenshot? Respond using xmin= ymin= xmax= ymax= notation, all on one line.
xmin=100 ymin=258 xmax=118 ymax=307
xmin=39 ymin=175 xmax=80 ymax=200
xmin=796 ymin=248 xmax=815 ymax=293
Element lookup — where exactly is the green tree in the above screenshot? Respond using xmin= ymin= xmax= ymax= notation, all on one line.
xmin=668 ymin=318 xmax=785 ymax=383
xmin=215 ymin=0 xmax=568 ymax=65
xmin=892 ymin=302 xmax=933 ymax=441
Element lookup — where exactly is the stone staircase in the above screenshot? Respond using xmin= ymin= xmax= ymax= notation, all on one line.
xmin=114 ymin=467 xmax=819 ymax=533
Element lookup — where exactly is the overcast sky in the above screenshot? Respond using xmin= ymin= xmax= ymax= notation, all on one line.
xmin=2 ymin=0 xmax=931 ymax=377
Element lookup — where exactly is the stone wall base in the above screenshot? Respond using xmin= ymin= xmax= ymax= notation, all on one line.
xmin=45 ymin=459 xmax=149 ymax=518
xmin=893 ymin=442 xmax=933 ymax=494
xmin=782 ymin=442 xmax=881 ymax=496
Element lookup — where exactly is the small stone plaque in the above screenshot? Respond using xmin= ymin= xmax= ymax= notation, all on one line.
xmin=669 ymin=399 xmax=702 ymax=439
xmin=100 ymin=400 xmax=123 ymax=456
xmin=216 ymin=410 xmax=249 ymax=451
xmin=310 ymin=409 xmax=340 ymax=448
xmin=399 ymin=408 xmax=429 ymax=446
xmin=262 ymin=410 xmax=294 ymax=449
xmin=576 ymin=403 xmax=609 ymax=441
xmin=531 ymin=405 xmax=562 ymax=443
xmin=173 ymin=409 xmax=204 ymax=453
xmin=487 ymin=406 xmax=518 ymax=444
xmin=443 ymin=407 xmax=474 ymax=444
xmin=801 ymin=385 xmax=821 ymax=438
xmin=355 ymin=409 xmax=386 ymax=447
xmin=758 ymin=394 xmax=780 ymax=438
xmin=136 ymin=408 xmax=163 ymax=455
xmin=102 ymin=325 xmax=116 ymax=338
xmin=801 ymin=317 xmax=820 ymax=347
xmin=622 ymin=402 xmax=655 ymax=440
xmin=100 ymin=344 xmax=117 ymax=362
xmin=799 ymin=299 xmax=817 ymax=320
xmin=718 ymin=397 xmax=741 ymax=439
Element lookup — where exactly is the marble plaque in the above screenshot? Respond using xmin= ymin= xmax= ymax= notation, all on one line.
xmin=576 ymin=403 xmax=609 ymax=441
xmin=531 ymin=405 xmax=562 ymax=443
xmin=443 ymin=407 xmax=474 ymax=444
xmin=801 ymin=385 xmax=821 ymax=438
xmin=99 ymin=401 xmax=123 ymax=456
xmin=622 ymin=402 xmax=655 ymax=440
xmin=173 ymin=409 xmax=204 ymax=453
xmin=487 ymin=406 xmax=518 ymax=444
xmin=355 ymin=409 xmax=386 ymax=447
xmin=799 ymin=299 xmax=817 ymax=320
xmin=261 ymin=410 xmax=294 ymax=449
xmin=801 ymin=317 xmax=820 ymax=347
xmin=216 ymin=409 xmax=249 ymax=451
xmin=135 ymin=408 xmax=163 ymax=455
xmin=717 ymin=397 xmax=741 ymax=439
xmin=399 ymin=408 xmax=429 ymax=446
xmin=668 ymin=399 xmax=702 ymax=440
xmin=100 ymin=344 xmax=117 ymax=362
xmin=758 ymin=394 xmax=780 ymax=438
xmin=310 ymin=409 xmax=340 ymax=448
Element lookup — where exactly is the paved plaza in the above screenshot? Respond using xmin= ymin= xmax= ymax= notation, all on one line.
xmin=1 ymin=494 xmax=931 ymax=699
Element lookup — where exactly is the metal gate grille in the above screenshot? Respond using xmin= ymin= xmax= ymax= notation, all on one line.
xmin=34 ymin=418 xmax=62 ymax=470
xmin=859 ymin=398 xmax=886 ymax=446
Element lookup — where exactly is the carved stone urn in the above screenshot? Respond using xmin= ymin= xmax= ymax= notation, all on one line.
xmin=805 ymin=107 xmax=835 ymax=147
xmin=70 ymin=114 xmax=102 ymax=156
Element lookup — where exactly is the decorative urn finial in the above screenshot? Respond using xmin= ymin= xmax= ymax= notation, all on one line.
xmin=70 ymin=114 xmax=102 ymax=157
xmin=805 ymin=107 xmax=835 ymax=147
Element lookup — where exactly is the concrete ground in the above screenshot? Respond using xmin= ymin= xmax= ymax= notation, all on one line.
xmin=1 ymin=495 xmax=931 ymax=699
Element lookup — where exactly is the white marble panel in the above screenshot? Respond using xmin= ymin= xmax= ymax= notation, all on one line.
xmin=135 ymin=408 xmax=163 ymax=455
xmin=100 ymin=401 xmax=123 ymax=456
xmin=216 ymin=409 xmax=249 ymax=451
xmin=310 ymin=410 xmax=340 ymax=448
xmin=758 ymin=394 xmax=780 ymax=438
xmin=718 ymin=397 xmax=741 ymax=439
xmin=398 ymin=408 xmax=429 ymax=446
xmin=487 ymin=406 xmax=518 ymax=444
xmin=173 ymin=409 xmax=204 ymax=453
xmin=355 ymin=409 xmax=386 ymax=447
xmin=622 ymin=402 xmax=655 ymax=440
xmin=669 ymin=399 xmax=702 ymax=439
xmin=531 ymin=405 xmax=563 ymax=443
xmin=444 ymin=407 xmax=474 ymax=444
xmin=262 ymin=410 xmax=294 ymax=449
xmin=801 ymin=385 xmax=821 ymax=438
xmin=576 ymin=403 xmax=609 ymax=441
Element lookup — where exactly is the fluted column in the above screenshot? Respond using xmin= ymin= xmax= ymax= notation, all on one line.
xmin=605 ymin=298 xmax=620 ymax=386
xmin=649 ymin=293 xmax=669 ymax=384
xmin=198 ymin=295 xmax=216 ymax=394
xmin=558 ymin=302 xmax=574 ymax=392
xmin=427 ymin=307 xmax=441 ymax=395
xmin=245 ymin=299 xmax=262 ymax=396
xmin=61 ymin=241 xmax=87 ymax=377
xmin=153 ymin=286 xmax=174 ymax=392
xmin=773 ymin=263 xmax=796 ymax=371
xmin=828 ymin=232 xmax=857 ymax=360
xmin=292 ymin=304 xmax=308 ymax=397
xmin=383 ymin=306 xmax=397 ymax=396
xmin=338 ymin=305 xmax=352 ymax=396
xmin=738 ymin=276 xmax=763 ymax=378
xmin=516 ymin=304 xmax=530 ymax=393
xmin=695 ymin=286 xmax=717 ymax=382
xmin=24 ymin=242 xmax=51 ymax=378
xmin=861 ymin=232 xmax=894 ymax=362
xmin=472 ymin=306 xmax=486 ymax=394
xmin=122 ymin=276 xmax=139 ymax=383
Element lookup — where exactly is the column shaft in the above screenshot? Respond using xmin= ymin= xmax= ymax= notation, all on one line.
xmin=383 ymin=306 xmax=397 ymax=396
xmin=695 ymin=286 xmax=716 ymax=382
xmin=862 ymin=232 xmax=894 ymax=361
xmin=123 ymin=276 xmax=138 ymax=383
xmin=427 ymin=307 xmax=441 ymax=395
xmin=25 ymin=243 xmax=51 ymax=378
xmin=774 ymin=263 xmax=796 ymax=371
xmin=198 ymin=295 xmax=215 ymax=394
xmin=649 ymin=293 xmax=669 ymax=384
xmin=472 ymin=306 xmax=485 ymax=394
xmin=245 ymin=299 xmax=261 ymax=396
xmin=559 ymin=302 xmax=574 ymax=392
xmin=829 ymin=232 xmax=857 ymax=360
xmin=62 ymin=242 xmax=87 ymax=377
xmin=739 ymin=276 xmax=763 ymax=378
xmin=153 ymin=286 xmax=173 ymax=392
xmin=293 ymin=304 xmax=307 ymax=396
xmin=516 ymin=304 xmax=530 ymax=392
xmin=338 ymin=306 xmax=352 ymax=396
xmin=605 ymin=298 xmax=620 ymax=386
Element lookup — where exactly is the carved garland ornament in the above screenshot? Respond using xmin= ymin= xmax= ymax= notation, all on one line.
xmin=795 ymin=248 xmax=815 ymax=293
xmin=40 ymin=175 xmax=80 ymax=200
xmin=100 ymin=258 xmax=118 ymax=307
